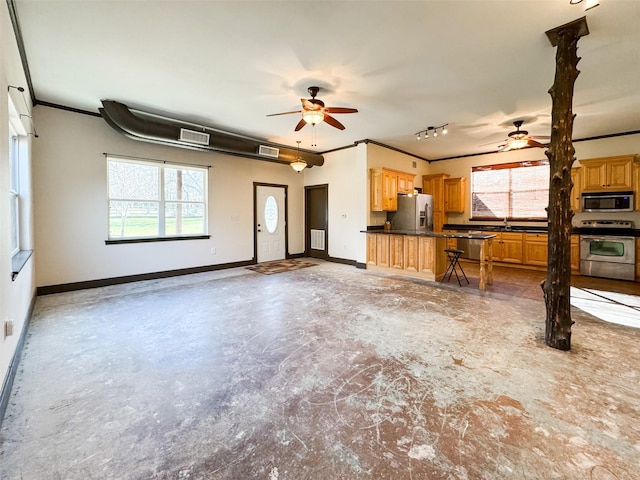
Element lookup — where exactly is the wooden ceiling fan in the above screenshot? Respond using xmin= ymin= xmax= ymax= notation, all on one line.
xmin=497 ymin=120 xmax=549 ymax=152
xmin=267 ymin=86 xmax=358 ymax=131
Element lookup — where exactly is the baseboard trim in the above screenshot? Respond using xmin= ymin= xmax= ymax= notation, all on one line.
xmin=36 ymin=260 xmax=255 ymax=296
xmin=327 ymin=256 xmax=366 ymax=269
xmin=0 ymin=293 xmax=37 ymax=430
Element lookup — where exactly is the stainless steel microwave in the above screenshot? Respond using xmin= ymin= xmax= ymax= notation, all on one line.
xmin=581 ymin=191 xmax=634 ymax=212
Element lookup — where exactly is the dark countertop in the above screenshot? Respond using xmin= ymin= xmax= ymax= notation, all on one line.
xmin=362 ymin=229 xmax=496 ymax=240
xmin=443 ymin=223 xmax=640 ymax=237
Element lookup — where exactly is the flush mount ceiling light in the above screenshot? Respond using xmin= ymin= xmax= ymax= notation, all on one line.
xmin=290 ymin=140 xmax=307 ymax=173
xmin=415 ymin=123 xmax=448 ymax=141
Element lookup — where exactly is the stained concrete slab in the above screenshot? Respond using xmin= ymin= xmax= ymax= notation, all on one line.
xmin=1 ymin=260 xmax=639 ymax=479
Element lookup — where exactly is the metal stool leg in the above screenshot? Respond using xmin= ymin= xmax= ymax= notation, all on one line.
xmin=442 ymin=249 xmax=469 ymax=286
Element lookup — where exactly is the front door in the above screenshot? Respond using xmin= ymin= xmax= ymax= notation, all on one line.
xmin=256 ymin=185 xmax=286 ymax=263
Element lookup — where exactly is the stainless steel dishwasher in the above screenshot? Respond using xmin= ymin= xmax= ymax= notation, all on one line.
xmin=457 ymin=232 xmax=482 ymax=260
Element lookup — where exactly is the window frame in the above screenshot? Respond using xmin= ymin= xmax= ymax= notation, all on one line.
xmin=470 ymin=160 xmax=550 ymax=221
xmin=106 ymin=156 xmax=209 ymax=243
xmin=9 ymin=129 xmax=20 ymax=256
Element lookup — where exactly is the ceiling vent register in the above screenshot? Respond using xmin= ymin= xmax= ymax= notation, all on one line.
xmin=179 ymin=128 xmax=210 ymax=145
xmin=258 ymin=145 xmax=280 ymax=158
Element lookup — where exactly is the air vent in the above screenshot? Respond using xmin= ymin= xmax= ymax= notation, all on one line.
xmin=258 ymin=145 xmax=279 ymax=158
xmin=179 ymin=128 xmax=210 ymax=145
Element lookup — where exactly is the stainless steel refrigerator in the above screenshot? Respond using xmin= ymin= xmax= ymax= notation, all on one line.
xmin=391 ymin=194 xmax=433 ymax=230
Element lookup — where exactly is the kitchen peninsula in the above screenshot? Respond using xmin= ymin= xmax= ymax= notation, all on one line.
xmin=364 ymin=230 xmax=496 ymax=290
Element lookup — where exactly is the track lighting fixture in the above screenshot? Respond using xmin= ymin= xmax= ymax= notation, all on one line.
xmin=415 ymin=124 xmax=449 ymax=141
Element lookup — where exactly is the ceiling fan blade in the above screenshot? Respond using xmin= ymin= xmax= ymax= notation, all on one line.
xmin=294 ymin=118 xmax=307 ymax=132
xmin=499 ymin=144 xmax=512 ymax=152
xmin=324 ymin=107 xmax=358 ymax=114
xmin=323 ymin=114 xmax=345 ymax=130
xmin=527 ymin=139 xmax=547 ymax=148
xmin=530 ymin=135 xmax=551 ymax=139
xmin=266 ymin=110 xmax=303 ymax=117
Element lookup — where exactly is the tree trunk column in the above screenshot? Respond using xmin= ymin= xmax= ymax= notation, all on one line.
xmin=543 ymin=17 xmax=589 ymax=351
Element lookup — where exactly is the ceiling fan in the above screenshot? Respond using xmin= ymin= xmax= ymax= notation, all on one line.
xmin=267 ymin=86 xmax=358 ymax=131
xmin=497 ymin=120 xmax=549 ymax=152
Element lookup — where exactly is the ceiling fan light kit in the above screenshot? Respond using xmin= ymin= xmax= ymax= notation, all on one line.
xmin=302 ymin=110 xmax=324 ymax=125
xmin=415 ymin=124 xmax=448 ymax=141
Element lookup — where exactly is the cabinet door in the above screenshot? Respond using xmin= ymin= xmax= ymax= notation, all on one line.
xmin=443 ymin=178 xmax=466 ymax=213
xmin=389 ymin=235 xmax=404 ymax=269
xmin=606 ymin=157 xmax=632 ymax=190
xmin=382 ymin=172 xmax=398 ymax=211
xmin=366 ymin=234 xmax=377 ymax=265
xmin=484 ymin=232 xmax=503 ymax=261
xmin=418 ymin=236 xmax=436 ymax=274
xmin=570 ymin=167 xmax=582 ymax=212
xmin=406 ymin=176 xmax=415 ymax=194
xmin=432 ymin=211 xmax=445 ymax=233
xmin=370 ymin=168 xmax=383 ymax=211
xmin=423 ymin=175 xmax=446 ymax=211
xmin=571 ymin=235 xmax=580 ymax=272
xmin=581 ymin=160 xmax=607 ymax=191
xmin=523 ymin=233 xmax=548 ymax=266
xmin=376 ymin=234 xmax=390 ymax=268
xmin=636 ymin=238 xmax=640 ymax=282
xmin=403 ymin=235 xmax=420 ymax=272
xmin=501 ymin=232 xmax=524 ymax=264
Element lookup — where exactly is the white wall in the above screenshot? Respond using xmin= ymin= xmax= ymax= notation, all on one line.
xmin=366 ymin=143 xmax=431 ymax=227
xmin=1 ymin=2 xmax=37 ymax=403
xmin=303 ymin=143 xmax=368 ymax=263
xmin=32 ymin=106 xmax=307 ymax=287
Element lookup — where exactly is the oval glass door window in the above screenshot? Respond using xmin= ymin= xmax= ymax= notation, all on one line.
xmin=264 ymin=195 xmax=278 ymax=233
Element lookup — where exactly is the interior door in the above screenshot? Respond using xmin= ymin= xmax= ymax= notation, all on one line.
xmin=256 ymin=185 xmax=286 ymax=263
xmin=305 ymin=184 xmax=328 ymax=259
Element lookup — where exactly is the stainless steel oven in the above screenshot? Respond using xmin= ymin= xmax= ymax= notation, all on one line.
xmin=580 ymin=233 xmax=636 ymax=281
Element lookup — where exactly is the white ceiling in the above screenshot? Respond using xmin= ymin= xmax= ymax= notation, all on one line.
xmin=14 ymin=0 xmax=640 ymax=160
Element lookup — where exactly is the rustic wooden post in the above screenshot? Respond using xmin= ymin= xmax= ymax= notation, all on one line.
xmin=543 ymin=17 xmax=589 ymax=351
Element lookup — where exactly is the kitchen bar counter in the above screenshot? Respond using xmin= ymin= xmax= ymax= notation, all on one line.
xmin=362 ymin=230 xmax=496 ymax=290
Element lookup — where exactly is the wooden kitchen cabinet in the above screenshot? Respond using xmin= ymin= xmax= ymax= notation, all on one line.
xmin=523 ymin=233 xmax=548 ymax=266
xmin=418 ymin=236 xmax=437 ymax=275
xmin=484 ymin=232 xmax=523 ymax=264
xmin=636 ymin=238 xmax=640 ymax=282
xmin=389 ymin=234 xmax=404 ymax=269
xmin=580 ymin=155 xmax=633 ymax=191
xmin=397 ymin=172 xmax=415 ymax=194
xmin=403 ymin=235 xmax=420 ymax=273
xmin=423 ymin=174 xmax=449 ymax=231
xmin=366 ymin=234 xmax=377 ymax=266
xmin=443 ymin=177 xmax=466 ymax=213
xmin=370 ymin=168 xmax=415 ymax=211
xmin=571 ymin=235 xmax=580 ymax=273
xmin=571 ymin=167 xmax=582 ymax=212
xmin=377 ymin=234 xmax=390 ymax=267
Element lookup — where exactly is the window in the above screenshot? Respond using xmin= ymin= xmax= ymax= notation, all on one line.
xmin=107 ymin=156 xmax=208 ymax=240
xmin=9 ymin=131 xmax=19 ymax=255
xmin=471 ymin=160 xmax=549 ymax=220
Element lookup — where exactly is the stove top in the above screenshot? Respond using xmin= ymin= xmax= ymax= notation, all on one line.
xmin=580 ymin=220 xmax=633 ymax=229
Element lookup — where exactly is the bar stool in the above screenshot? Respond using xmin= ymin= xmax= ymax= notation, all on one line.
xmin=441 ymin=249 xmax=469 ymax=286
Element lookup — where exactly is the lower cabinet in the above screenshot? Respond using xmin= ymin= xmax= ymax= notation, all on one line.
xmin=484 ymin=232 xmax=523 ymax=264
xmin=571 ymin=235 xmax=580 ymax=272
xmin=366 ymin=233 xmax=442 ymax=279
xmin=523 ymin=233 xmax=548 ymax=266
xmin=390 ymin=234 xmax=404 ymax=269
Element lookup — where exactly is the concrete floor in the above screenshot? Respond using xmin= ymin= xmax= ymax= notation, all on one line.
xmin=1 ymin=260 xmax=639 ymax=479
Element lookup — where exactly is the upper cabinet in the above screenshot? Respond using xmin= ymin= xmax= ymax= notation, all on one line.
xmin=370 ymin=167 xmax=415 ymax=211
xmin=570 ymin=167 xmax=582 ymax=212
xmin=443 ymin=177 xmax=466 ymax=213
xmin=580 ymin=155 xmax=634 ymax=192
xmin=423 ymin=174 xmax=449 ymax=231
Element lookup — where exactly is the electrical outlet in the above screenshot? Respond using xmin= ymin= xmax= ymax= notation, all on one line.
xmin=210 ymin=247 xmax=216 ymax=255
